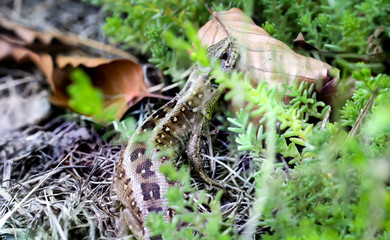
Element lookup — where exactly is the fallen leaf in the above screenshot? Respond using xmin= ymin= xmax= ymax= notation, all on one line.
xmin=56 ymin=56 xmax=111 ymax=68
xmin=51 ymin=56 xmax=164 ymax=119
xmin=0 ymin=39 xmax=155 ymax=120
xmin=0 ymin=40 xmax=54 ymax=84
xmin=293 ymin=32 xmax=320 ymax=52
xmin=0 ymin=19 xmax=165 ymax=120
xmin=198 ymin=8 xmax=337 ymax=93
xmin=0 ymin=40 xmax=13 ymax=59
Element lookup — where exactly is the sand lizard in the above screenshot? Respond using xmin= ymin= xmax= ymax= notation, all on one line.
xmin=113 ymin=37 xmax=239 ymax=240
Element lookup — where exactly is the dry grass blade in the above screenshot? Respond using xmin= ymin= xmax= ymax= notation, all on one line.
xmin=0 ymin=117 xmax=121 ymax=239
xmin=0 ymin=154 xmax=69 ymax=229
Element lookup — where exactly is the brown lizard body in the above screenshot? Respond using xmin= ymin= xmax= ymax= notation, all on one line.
xmin=113 ymin=37 xmax=239 ymax=240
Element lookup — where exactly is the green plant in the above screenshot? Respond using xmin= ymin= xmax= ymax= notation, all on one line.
xmin=147 ymin=163 xmax=237 ymax=240
xmin=341 ymin=65 xmax=390 ymax=127
xmin=67 ymin=69 xmax=139 ymax=141
xmin=256 ymin=0 xmax=390 ymax=74
xmin=221 ymin=66 xmax=390 ymax=239
xmin=83 ymin=1 xmax=390 ymax=239
xmin=67 ymin=68 xmax=117 ymax=122
xmin=257 ymin=0 xmax=390 ymax=53
xmin=87 ymin=0 xmax=244 ymax=79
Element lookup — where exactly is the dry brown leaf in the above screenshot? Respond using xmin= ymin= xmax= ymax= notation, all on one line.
xmin=0 ymin=40 xmax=54 ymax=84
xmin=293 ymin=32 xmax=319 ymax=52
xmin=0 ymin=19 xmax=159 ymax=120
xmin=0 ymin=40 xmax=158 ymax=119
xmin=51 ymin=56 xmax=162 ymax=119
xmin=198 ymin=8 xmax=336 ymax=93
xmin=56 ymin=56 xmax=112 ymax=68
xmin=0 ymin=40 xmax=13 ymax=59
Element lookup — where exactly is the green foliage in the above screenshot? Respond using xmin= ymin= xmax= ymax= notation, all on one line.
xmin=68 ymin=69 xmax=103 ymax=116
xmin=256 ymin=0 xmax=390 ymax=53
xmin=256 ymin=0 xmax=390 ymax=75
xmin=223 ymin=65 xmax=390 ymax=239
xmin=224 ymin=74 xmax=330 ymax=164
xmin=84 ymin=0 xmax=390 ymax=239
xmin=145 ymin=62 xmax=390 ymax=239
xmin=67 ymin=69 xmax=138 ymax=141
xmin=147 ymin=164 xmax=237 ymax=240
xmin=341 ymin=65 xmax=390 ymax=127
xmin=86 ymin=0 xmax=390 ymax=91
xmin=87 ymin=0 xmax=244 ymax=79
xmin=111 ymin=116 xmax=138 ymax=141
xmin=67 ymin=68 xmax=117 ymax=122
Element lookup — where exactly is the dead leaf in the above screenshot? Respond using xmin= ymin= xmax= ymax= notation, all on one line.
xmin=56 ymin=56 xmax=112 ymax=68
xmin=293 ymin=32 xmax=319 ymax=52
xmin=0 ymin=17 xmax=138 ymax=62
xmin=51 ymin=56 xmax=163 ymax=119
xmin=0 ymin=40 xmax=54 ymax=84
xmin=0 ymin=38 xmax=153 ymax=119
xmin=0 ymin=19 xmax=164 ymax=120
xmin=0 ymin=40 xmax=13 ymax=59
xmin=198 ymin=8 xmax=337 ymax=93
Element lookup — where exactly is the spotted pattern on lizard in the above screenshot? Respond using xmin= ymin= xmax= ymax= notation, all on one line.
xmin=113 ymin=37 xmax=239 ymax=240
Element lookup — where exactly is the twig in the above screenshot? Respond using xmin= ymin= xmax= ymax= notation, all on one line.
xmin=205 ymin=4 xmax=230 ymax=37
xmin=348 ymin=86 xmax=380 ymax=138
xmin=0 ymin=16 xmax=139 ymax=63
xmin=50 ymin=31 xmax=139 ymax=63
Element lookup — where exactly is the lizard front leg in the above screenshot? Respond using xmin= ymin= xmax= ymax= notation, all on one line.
xmin=116 ymin=208 xmax=144 ymax=240
xmin=186 ymin=129 xmax=225 ymax=190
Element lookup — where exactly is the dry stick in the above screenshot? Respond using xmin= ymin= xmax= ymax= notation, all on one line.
xmin=50 ymin=31 xmax=139 ymax=63
xmin=205 ymin=4 xmax=230 ymax=36
xmin=204 ymin=124 xmax=216 ymax=178
xmin=348 ymin=86 xmax=380 ymax=138
xmin=321 ymin=107 xmax=331 ymax=130
xmin=0 ymin=16 xmax=139 ymax=63
xmin=0 ymin=153 xmax=71 ymax=229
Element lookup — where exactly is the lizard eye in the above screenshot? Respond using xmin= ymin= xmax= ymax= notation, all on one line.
xmin=220 ymin=52 xmax=228 ymax=61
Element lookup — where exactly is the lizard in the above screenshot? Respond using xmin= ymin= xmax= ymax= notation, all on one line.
xmin=113 ymin=36 xmax=239 ymax=240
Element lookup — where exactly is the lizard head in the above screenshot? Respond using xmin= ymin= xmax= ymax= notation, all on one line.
xmin=202 ymin=37 xmax=239 ymax=119
xmin=208 ymin=36 xmax=239 ymax=73
xmin=178 ymin=37 xmax=239 ymax=120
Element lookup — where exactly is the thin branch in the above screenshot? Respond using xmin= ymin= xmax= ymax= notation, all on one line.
xmin=205 ymin=4 xmax=230 ymax=37
xmin=349 ymin=86 xmax=380 ymax=138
